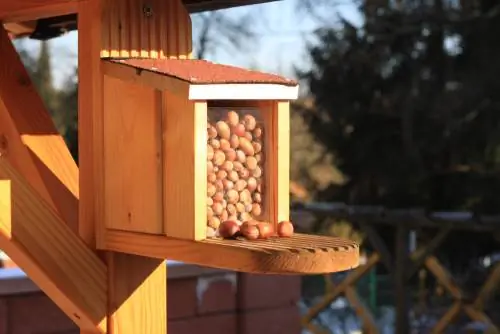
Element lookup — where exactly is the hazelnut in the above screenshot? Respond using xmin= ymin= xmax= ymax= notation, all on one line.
xmin=213 ymin=150 xmax=225 ymax=166
xmin=278 ymin=221 xmax=294 ymax=237
xmin=243 ymin=114 xmax=257 ymax=131
xmin=239 ymin=137 xmax=255 ymax=156
xmin=209 ymin=138 xmax=220 ymax=149
xmin=227 ymin=111 xmax=239 ymax=126
xmin=220 ymin=138 xmax=231 ymax=151
xmin=216 ymin=121 xmax=231 ymax=139
xmin=245 ymin=156 xmax=258 ymax=170
xmin=219 ymin=220 xmax=240 ymax=238
xmin=229 ymin=135 xmax=239 ymax=149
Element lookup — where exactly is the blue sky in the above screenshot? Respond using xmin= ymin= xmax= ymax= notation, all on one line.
xmin=21 ymin=0 xmax=362 ymax=87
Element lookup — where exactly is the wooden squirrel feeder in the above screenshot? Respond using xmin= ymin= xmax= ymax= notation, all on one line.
xmin=0 ymin=0 xmax=359 ymax=332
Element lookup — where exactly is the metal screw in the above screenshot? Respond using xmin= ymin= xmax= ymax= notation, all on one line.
xmin=143 ymin=4 xmax=153 ymax=17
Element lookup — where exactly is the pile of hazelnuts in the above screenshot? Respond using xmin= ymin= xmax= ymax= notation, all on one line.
xmin=219 ymin=220 xmax=294 ymax=240
xmin=206 ymin=109 xmax=294 ymax=240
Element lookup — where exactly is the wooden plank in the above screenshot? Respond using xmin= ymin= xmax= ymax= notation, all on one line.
xmin=473 ymin=261 xmax=500 ymax=310
xmin=431 ymin=302 xmax=461 ymax=334
xmin=0 ymin=26 xmax=79 ymax=233
xmin=0 ymin=160 xmax=106 ymax=333
xmin=107 ymin=253 xmax=167 ymax=333
xmin=78 ymin=0 xmax=104 ymax=249
xmin=79 ymin=2 xmax=168 ymax=334
xmin=2 ymin=21 xmax=37 ymax=36
xmin=394 ymin=225 xmax=410 ymax=334
xmin=406 ymin=225 xmax=451 ymax=280
xmin=105 ymin=230 xmax=359 ymax=274
xmin=301 ymin=252 xmax=378 ymax=325
xmin=425 ymin=256 xmax=463 ymax=300
xmin=274 ymin=101 xmax=290 ymax=224
xmin=463 ymin=305 xmax=500 ymax=333
xmin=102 ymin=76 xmax=163 ymax=234
xmin=163 ymin=91 xmax=207 ymax=240
xmin=344 ymin=286 xmax=379 ymax=334
xmin=0 ymin=0 xmax=77 ymax=22
xmin=102 ymin=60 xmax=189 ymax=99
xmin=100 ymin=0 xmax=192 ymax=59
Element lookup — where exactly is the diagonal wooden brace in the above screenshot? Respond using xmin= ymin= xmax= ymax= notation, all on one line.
xmin=0 ymin=158 xmax=106 ymax=333
xmin=0 ymin=25 xmax=79 ymax=232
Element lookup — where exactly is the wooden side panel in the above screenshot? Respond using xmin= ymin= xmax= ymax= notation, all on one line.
xmin=103 ymin=76 xmax=163 ymax=234
xmin=262 ymin=101 xmax=290 ymax=228
xmin=163 ymin=91 xmax=207 ymax=240
xmin=101 ymin=0 xmax=192 ymax=59
xmin=274 ymin=101 xmax=290 ymax=223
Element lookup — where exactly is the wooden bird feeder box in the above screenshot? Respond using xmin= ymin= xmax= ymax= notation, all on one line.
xmin=0 ymin=0 xmax=359 ymax=332
xmin=100 ymin=58 xmax=359 ymax=274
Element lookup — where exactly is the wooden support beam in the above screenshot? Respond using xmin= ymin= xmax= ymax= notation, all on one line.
xmin=301 ymin=253 xmax=380 ymax=325
xmin=473 ymin=260 xmax=500 ymax=310
xmin=358 ymin=221 xmax=393 ymax=273
xmin=406 ymin=225 xmax=451 ymax=280
xmin=431 ymin=302 xmax=461 ymax=334
xmin=394 ymin=225 xmax=410 ymax=334
xmin=344 ymin=286 xmax=379 ymax=334
xmin=0 ymin=0 xmax=77 ymax=23
xmin=0 ymin=159 xmax=106 ymax=333
xmin=425 ymin=255 xmax=500 ymax=333
xmin=79 ymin=1 xmax=167 ymax=333
xmin=0 ymin=25 xmax=79 ymax=233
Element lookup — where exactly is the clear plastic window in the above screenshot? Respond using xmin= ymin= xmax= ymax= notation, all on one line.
xmin=206 ymin=107 xmax=266 ymax=237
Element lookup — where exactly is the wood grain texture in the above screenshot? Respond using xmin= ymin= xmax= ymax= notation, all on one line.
xmin=102 ymin=60 xmax=189 ymax=97
xmin=262 ymin=101 xmax=290 ymax=229
xmin=0 ymin=26 xmax=79 ymax=233
xmin=78 ymin=0 xmax=104 ymax=248
xmin=0 ymin=0 xmax=76 ymax=22
xmin=105 ymin=230 xmax=359 ymax=274
xmin=103 ymin=76 xmax=163 ymax=234
xmin=80 ymin=3 xmax=168 ymax=334
xmin=101 ymin=0 xmax=192 ymax=59
xmin=163 ymin=92 xmax=207 ymax=240
xmin=274 ymin=101 xmax=290 ymax=223
xmin=107 ymin=253 xmax=167 ymax=334
xmin=0 ymin=159 xmax=107 ymax=333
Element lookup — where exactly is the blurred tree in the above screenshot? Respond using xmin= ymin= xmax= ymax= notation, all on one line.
xmin=298 ymin=0 xmax=500 ymax=213
xmin=192 ymin=9 xmax=259 ymax=59
xmin=57 ymin=69 xmax=79 ymax=161
xmin=290 ymin=98 xmax=345 ymax=201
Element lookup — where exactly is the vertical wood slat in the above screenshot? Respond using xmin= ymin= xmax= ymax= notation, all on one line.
xmin=100 ymin=0 xmax=192 ymax=59
xmin=263 ymin=101 xmax=290 ymax=229
xmin=162 ymin=92 xmax=207 ymax=240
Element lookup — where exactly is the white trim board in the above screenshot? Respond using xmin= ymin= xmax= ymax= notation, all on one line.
xmin=188 ymin=83 xmax=299 ymax=100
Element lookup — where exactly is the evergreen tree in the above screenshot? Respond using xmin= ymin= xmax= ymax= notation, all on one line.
xmin=299 ymin=0 xmax=500 ymax=213
xmin=32 ymin=41 xmax=64 ymax=129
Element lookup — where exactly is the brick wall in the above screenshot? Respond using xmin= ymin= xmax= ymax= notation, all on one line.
xmin=0 ymin=264 xmax=302 ymax=334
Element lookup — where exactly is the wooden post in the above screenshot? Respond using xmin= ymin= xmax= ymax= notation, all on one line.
xmin=78 ymin=1 xmax=167 ymax=333
xmin=395 ymin=225 xmax=410 ymax=334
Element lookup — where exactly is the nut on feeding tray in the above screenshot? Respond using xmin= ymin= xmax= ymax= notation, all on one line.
xmin=99 ymin=58 xmax=359 ymax=274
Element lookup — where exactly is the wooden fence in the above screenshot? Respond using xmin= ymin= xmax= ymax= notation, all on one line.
xmin=293 ymin=203 xmax=500 ymax=334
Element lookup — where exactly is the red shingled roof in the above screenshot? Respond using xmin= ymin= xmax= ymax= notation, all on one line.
xmin=109 ymin=58 xmax=298 ymax=86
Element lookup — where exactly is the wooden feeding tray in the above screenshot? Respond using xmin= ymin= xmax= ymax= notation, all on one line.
xmin=107 ymin=231 xmax=359 ymax=274
xmin=99 ymin=58 xmax=359 ymax=274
